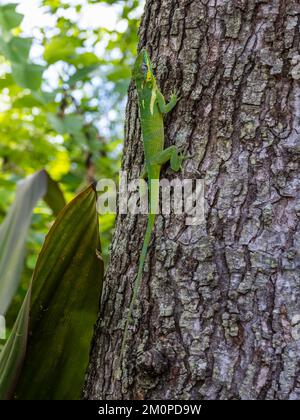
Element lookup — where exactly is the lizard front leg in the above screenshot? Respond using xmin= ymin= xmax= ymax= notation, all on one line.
xmin=157 ymin=89 xmax=180 ymax=114
xmin=150 ymin=145 xmax=187 ymax=172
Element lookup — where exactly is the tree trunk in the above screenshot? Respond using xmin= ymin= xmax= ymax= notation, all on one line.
xmin=84 ymin=0 xmax=300 ymax=400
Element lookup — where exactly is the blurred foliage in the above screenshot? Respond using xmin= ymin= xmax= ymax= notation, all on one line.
xmin=0 ymin=0 xmax=142 ymax=328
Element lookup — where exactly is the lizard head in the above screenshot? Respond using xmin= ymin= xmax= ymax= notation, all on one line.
xmin=132 ymin=48 xmax=154 ymax=86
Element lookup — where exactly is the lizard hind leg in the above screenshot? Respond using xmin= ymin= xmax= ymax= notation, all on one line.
xmin=149 ymin=145 xmax=189 ymax=173
xmin=172 ymin=144 xmax=194 ymax=172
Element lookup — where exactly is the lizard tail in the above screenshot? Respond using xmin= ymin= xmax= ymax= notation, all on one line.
xmin=119 ymin=213 xmax=156 ymax=362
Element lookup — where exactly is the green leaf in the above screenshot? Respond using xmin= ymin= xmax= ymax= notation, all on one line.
xmin=107 ymin=65 xmax=132 ymax=82
xmin=13 ymin=91 xmax=57 ymax=108
xmin=0 ymin=4 xmax=23 ymax=32
xmin=47 ymin=113 xmax=85 ymax=136
xmin=69 ymin=52 xmax=100 ymax=67
xmin=42 ymin=0 xmax=60 ymax=13
xmin=32 ymin=90 xmax=57 ymax=105
xmin=0 ymin=37 xmax=32 ymax=63
xmin=12 ymin=94 xmax=42 ymax=108
xmin=85 ymin=124 xmax=100 ymax=154
xmin=44 ymin=36 xmax=78 ymax=64
xmin=43 ymin=172 xmax=66 ymax=216
xmin=68 ymin=65 xmax=98 ymax=86
xmin=0 ymin=172 xmax=47 ymax=316
xmin=0 ymin=74 xmax=14 ymax=90
xmin=0 ymin=170 xmax=65 ymax=315
xmin=11 ymin=62 xmax=44 ymax=91
xmin=47 ymin=113 xmax=65 ymax=133
xmin=14 ymin=186 xmax=103 ymax=400
xmin=0 ymin=286 xmax=31 ymax=400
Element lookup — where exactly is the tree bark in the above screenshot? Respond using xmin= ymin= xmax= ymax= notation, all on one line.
xmin=84 ymin=0 xmax=300 ymax=400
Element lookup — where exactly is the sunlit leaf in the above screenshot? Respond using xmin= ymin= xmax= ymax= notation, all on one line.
xmin=0 ymin=74 xmax=14 ymax=90
xmin=32 ymin=90 xmax=57 ymax=105
xmin=68 ymin=65 xmax=98 ymax=86
xmin=11 ymin=62 xmax=44 ymax=91
xmin=44 ymin=36 xmax=79 ymax=64
xmin=46 ymin=150 xmax=71 ymax=180
xmin=0 ymin=37 xmax=32 ymax=63
xmin=107 ymin=65 xmax=131 ymax=82
xmin=12 ymin=94 xmax=42 ymax=108
xmin=70 ymin=52 xmax=100 ymax=67
xmin=0 ymin=4 xmax=23 ymax=32
xmin=47 ymin=113 xmax=85 ymax=136
xmin=42 ymin=0 xmax=61 ymax=13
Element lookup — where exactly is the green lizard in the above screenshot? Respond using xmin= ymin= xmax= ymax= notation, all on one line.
xmin=119 ymin=49 xmax=186 ymax=366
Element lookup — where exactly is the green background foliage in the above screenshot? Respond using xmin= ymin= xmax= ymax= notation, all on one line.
xmin=0 ymin=0 xmax=142 ymax=332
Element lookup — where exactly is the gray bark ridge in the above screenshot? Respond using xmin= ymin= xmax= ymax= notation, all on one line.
xmin=84 ymin=0 xmax=300 ymax=400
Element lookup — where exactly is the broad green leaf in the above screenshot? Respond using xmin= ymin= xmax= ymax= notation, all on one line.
xmin=0 ymin=170 xmax=65 ymax=315
xmin=11 ymin=62 xmax=44 ymax=91
xmin=43 ymin=172 xmax=66 ymax=216
xmin=68 ymin=65 xmax=98 ymax=86
xmin=32 ymin=90 xmax=57 ymax=105
xmin=47 ymin=113 xmax=65 ymax=133
xmin=47 ymin=113 xmax=85 ymax=136
xmin=107 ymin=65 xmax=131 ymax=82
xmin=11 ymin=90 xmax=57 ymax=108
xmin=0 ymin=74 xmax=14 ymax=90
xmin=67 ymin=115 xmax=85 ymax=136
xmin=12 ymin=94 xmax=42 ymax=108
xmin=0 ymin=172 xmax=47 ymax=315
xmin=9 ymin=37 xmax=32 ymax=62
xmin=14 ymin=186 xmax=103 ymax=400
xmin=0 ymin=37 xmax=31 ymax=63
xmin=0 ymin=4 xmax=23 ymax=32
xmin=85 ymin=124 xmax=100 ymax=154
xmin=69 ymin=52 xmax=100 ymax=67
xmin=0 ymin=287 xmax=31 ymax=400
xmin=44 ymin=36 xmax=78 ymax=64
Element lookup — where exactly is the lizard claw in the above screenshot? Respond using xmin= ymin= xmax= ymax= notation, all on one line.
xmin=177 ymin=143 xmax=188 ymax=154
xmin=170 ymin=89 xmax=181 ymax=102
xmin=177 ymin=145 xmax=194 ymax=172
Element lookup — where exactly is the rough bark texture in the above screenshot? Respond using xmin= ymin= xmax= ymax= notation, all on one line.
xmin=84 ymin=0 xmax=300 ymax=400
